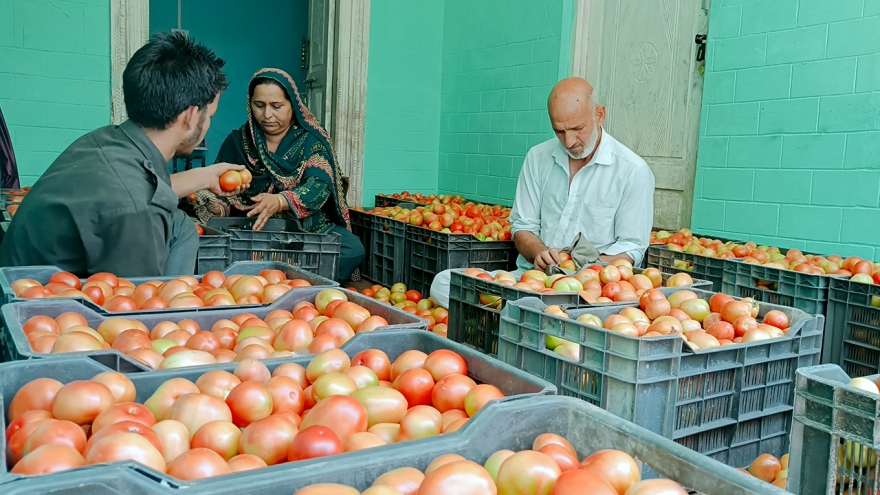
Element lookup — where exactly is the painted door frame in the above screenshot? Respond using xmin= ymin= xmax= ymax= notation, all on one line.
xmin=109 ymin=0 xmax=371 ymax=206
xmin=568 ymin=0 xmax=707 ymax=231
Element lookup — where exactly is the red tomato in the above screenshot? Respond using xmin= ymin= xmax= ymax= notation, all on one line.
xmin=49 ymin=271 xmax=82 ymax=290
xmin=763 ymin=310 xmax=790 ymax=330
xmin=423 ymin=349 xmax=468 ymax=381
xmin=85 ymin=432 xmax=166 ymax=473
xmin=219 ymin=171 xmax=243 ymax=191
xmin=418 ymin=460 xmax=496 ymax=495
xmin=552 ymin=469 xmax=618 ymax=495
xmin=351 ymin=349 xmax=392 ymax=381
xmin=288 ymin=425 xmax=344 ymax=461
xmin=239 ymin=415 xmax=299 ymax=465
xmin=11 ymin=444 xmax=85 ymax=475
xmin=8 ymin=377 xmax=63 ymax=421
xmin=22 ymin=420 xmax=87 ymax=456
xmin=52 ymin=380 xmax=115 ymax=425
xmin=91 ymin=402 xmax=156 ymax=434
xmin=431 ymin=374 xmax=476 ymax=412
xmin=299 ymin=395 xmax=368 ymax=444
xmin=405 ymin=290 xmax=422 ymax=303
xmin=579 ymin=449 xmax=641 ymax=494
xmin=166 ymin=447 xmax=232 ymax=480
xmin=393 ymin=368 xmax=435 ymax=407
xmin=496 ymin=450 xmax=561 ymax=495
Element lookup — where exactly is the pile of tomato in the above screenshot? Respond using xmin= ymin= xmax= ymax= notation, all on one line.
xmin=354 ymin=193 xmax=513 ymax=242
xmin=20 ymin=289 xmax=394 ymax=369
xmin=11 ymin=269 xmax=314 ymax=311
xmin=292 ymin=434 xmax=686 ymax=494
xmin=345 ymin=282 xmax=448 ymax=336
xmin=7 ymin=346 xmax=505 ymax=480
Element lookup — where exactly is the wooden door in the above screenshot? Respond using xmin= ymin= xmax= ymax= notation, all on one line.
xmin=573 ymin=0 xmax=708 ymax=231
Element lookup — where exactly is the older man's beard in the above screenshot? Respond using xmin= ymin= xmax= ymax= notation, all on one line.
xmin=565 ymin=122 xmax=600 ymax=160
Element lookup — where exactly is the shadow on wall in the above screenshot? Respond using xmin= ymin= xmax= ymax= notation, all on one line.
xmin=149 ymin=0 xmax=310 ymax=165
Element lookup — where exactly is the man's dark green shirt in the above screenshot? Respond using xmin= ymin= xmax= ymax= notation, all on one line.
xmin=0 ymin=120 xmax=182 ymax=277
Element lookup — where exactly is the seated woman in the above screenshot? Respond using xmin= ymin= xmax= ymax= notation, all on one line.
xmin=195 ymin=68 xmax=364 ymax=282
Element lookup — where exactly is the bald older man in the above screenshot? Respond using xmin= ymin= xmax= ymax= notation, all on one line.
xmin=429 ymin=77 xmax=655 ymax=308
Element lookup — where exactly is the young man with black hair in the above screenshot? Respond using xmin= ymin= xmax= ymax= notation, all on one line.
xmin=0 ymin=32 xmax=247 ymax=276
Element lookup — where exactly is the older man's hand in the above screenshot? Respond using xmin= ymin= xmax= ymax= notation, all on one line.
xmin=534 ymin=248 xmax=562 ymax=271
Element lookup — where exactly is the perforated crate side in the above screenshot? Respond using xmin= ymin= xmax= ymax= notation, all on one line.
xmin=229 ymin=230 xmax=341 ymax=281
xmin=828 ymin=278 xmax=880 ymax=377
xmin=790 ymin=364 xmax=880 ymax=495
xmin=196 ymin=226 xmax=230 ymax=274
xmin=367 ymin=215 xmax=408 ymax=287
xmin=349 ymin=210 xmax=373 ymax=280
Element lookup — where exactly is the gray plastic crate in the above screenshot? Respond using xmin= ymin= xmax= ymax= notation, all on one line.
xmin=826 ymin=277 xmax=880 ymax=377
xmin=789 ymin=364 xmax=880 ymax=495
xmin=0 ymin=261 xmax=337 ymax=310
xmin=196 ymin=225 xmax=231 ymax=274
xmin=0 ymin=395 xmax=785 ymax=495
xmin=497 ymin=288 xmax=823 ymax=469
xmin=448 ymin=267 xmax=713 ymax=356
xmin=1 ymin=287 xmax=427 ymax=368
xmin=0 ymin=329 xmax=554 ymax=492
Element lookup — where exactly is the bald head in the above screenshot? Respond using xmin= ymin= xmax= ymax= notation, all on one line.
xmin=548 ymin=77 xmax=597 ymax=115
xmin=547 ymin=77 xmax=605 ymax=160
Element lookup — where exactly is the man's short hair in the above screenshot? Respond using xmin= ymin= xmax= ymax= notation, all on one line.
xmin=123 ymin=32 xmax=228 ymax=130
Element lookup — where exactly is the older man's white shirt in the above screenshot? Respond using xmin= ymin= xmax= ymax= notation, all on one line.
xmin=509 ymin=130 xmax=655 ymax=269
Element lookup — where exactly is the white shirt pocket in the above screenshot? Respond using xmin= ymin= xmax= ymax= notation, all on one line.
xmin=578 ymin=202 xmax=616 ymax=247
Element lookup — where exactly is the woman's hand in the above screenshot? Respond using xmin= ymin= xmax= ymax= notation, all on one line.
xmin=207 ymin=163 xmax=251 ymax=197
xmin=247 ymin=193 xmax=286 ymax=231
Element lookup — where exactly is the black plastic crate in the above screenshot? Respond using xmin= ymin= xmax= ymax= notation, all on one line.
xmin=349 ymin=209 xmax=372 ymax=279
xmin=206 ymin=217 xmax=341 ymax=281
xmin=1 ymin=286 xmax=426 ymax=367
xmin=366 ymin=214 xmax=409 ymax=287
xmin=447 ymin=268 xmax=713 ymax=357
xmin=722 ymin=261 xmax=838 ymax=362
xmin=196 ymin=225 xmax=230 ymax=274
xmin=788 ymin=364 xmax=880 ymax=495
xmin=405 ymin=226 xmax=517 ymax=296
xmin=826 ymin=277 xmax=880 ymax=377
xmin=0 ymin=329 xmax=554 ymax=492
xmin=497 ymin=288 xmax=823 ymax=468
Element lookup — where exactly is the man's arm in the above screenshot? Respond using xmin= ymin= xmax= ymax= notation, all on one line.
xmin=514 ymin=231 xmax=562 ymax=271
xmin=602 ymin=164 xmax=655 ymax=266
xmin=510 ymin=151 xmax=562 ymax=270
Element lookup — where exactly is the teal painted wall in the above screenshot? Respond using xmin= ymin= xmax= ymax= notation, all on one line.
xmin=0 ymin=0 xmax=111 ymax=186
xmin=149 ymin=0 xmax=309 ymax=164
xmin=438 ymin=0 xmax=572 ymax=206
xmin=361 ymin=0 xmax=572 ymax=208
xmin=692 ymin=0 xmax=880 ymax=258
xmin=361 ymin=0 xmax=444 ymax=206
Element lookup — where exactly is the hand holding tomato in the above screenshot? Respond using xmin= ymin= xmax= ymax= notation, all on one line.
xmin=247 ymin=193 xmax=286 ymax=232
xmin=207 ymin=163 xmax=250 ymax=198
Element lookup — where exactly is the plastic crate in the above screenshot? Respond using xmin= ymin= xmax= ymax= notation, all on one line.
xmin=0 ymin=395 xmax=786 ymax=495
xmin=497 ymin=288 xmax=823 ymax=468
xmin=363 ymin=214 xmax=408 ymax=287
xmin=0 ymin=287 xmax=426 ymax=368
xmin=0 ymin=328 xmax=554 ymax=492
xmin=196 ymin=225 xmax=231 ymax=273
xmin=722 ymin=261 xmax=839 ymax=362
xmin=0 ymin=261 xmax=336 ymax=309
xmin=447 ymin=268 xmax=713 ymax=356
xmin=405 ymin=226 xmax=517 ymax=296
xmin=206 ymin=217 xmax=341 ymax=281
xmin=826 ymin=277 xmax=880 ymax=378
xmin=788 ymin=364 xmax=880 ymax=495
xmin=349 ymin=209 xmax=373 ymax=279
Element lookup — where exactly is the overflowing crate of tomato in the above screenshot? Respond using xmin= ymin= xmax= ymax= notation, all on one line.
xmin=788 ymin=363 xmax=880 ymax=495
xmin=0 ymin=328 xmax=553 ymax=493
xmin=447 ymin=262 xmax=712 ymax=356
xmin=373 ymin=191 xmax=475 ymax=208
xmin=1 ymin=287 xmax=427 ymax=369
xmin=348 ymin=203 xmax=416 ymax=287
xmin=647 ymin=229 xmax=746 ymax=291
xmin=497 ymin=287 xmax=823 ymax=470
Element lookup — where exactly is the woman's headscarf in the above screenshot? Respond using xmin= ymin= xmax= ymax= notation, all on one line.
xmin=229 ymin=68 xmax=350 ymax=229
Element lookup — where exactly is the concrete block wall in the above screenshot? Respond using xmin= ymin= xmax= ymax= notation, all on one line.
xmin=361 ymin=0 xmax=445 ymax=206
xmin=0 ymin=0 xmax=111 ymax=186
xmin=437 ymin=0 xmax=572 ymax=206
xmin=692 ymin=0 xmax=880 ymax=258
